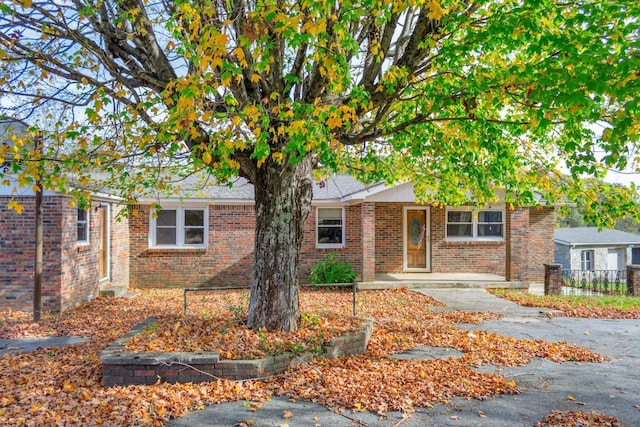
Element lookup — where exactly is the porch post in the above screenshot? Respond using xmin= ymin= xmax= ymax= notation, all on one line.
xmin=627 ymin=265 xmax=640 ymax=297
xmin=361 ymin=202 xmax=376 ymax=283
xmin=506 ymin=207 xmax=529 ymax=282
xmin=544 ymin=263 xmax=563 ymax=295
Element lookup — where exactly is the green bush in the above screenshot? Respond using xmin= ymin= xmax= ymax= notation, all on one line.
xmin=309 ymin=253 xmax=357 ymax=284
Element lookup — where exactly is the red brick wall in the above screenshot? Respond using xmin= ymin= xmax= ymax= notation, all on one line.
xmin=59 ymin=201 xmax=130 ymax=311
xmin=299 ymin=205 xmax=363 ymax=283
xmin=361 ymin=203 xmax=376 ymax=282
xmin=0 ymin=196 xmax=130 ymax=312
xmin=1 ymin=196 xmax=63 ymax=311
xmin=110 ymin=205 xmax=130 ymax=290
xmin=526 ymin=206 xmax=555 ymax=282
xmin=129 ymin=204 xmax=365 ymax=288
xmin=505 ymin=207 xmax=528 ymax=281
xmin=374 ymin=203 xmax=405 ymax=273
xmin=429 ymin=205 xmax=506 ymax=275
xmin=126 ymin=202 xmax=555 ymax=288
xmin=374 ymin=203 xmax=505 ymax=275
xmin=129 ymin=204 xmax=256 ymax=288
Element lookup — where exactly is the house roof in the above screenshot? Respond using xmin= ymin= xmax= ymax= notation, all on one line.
xmin=554 ymin=227 xmax=640 ymax=246
xmin=135 ymin=173 xmax=389 ymax=204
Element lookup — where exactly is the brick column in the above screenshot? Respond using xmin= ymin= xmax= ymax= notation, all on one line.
xmin=361 ymin=202 xmax=376 ymax=283
xmin=506 ymin=207 xmax=529 ymax=282
xmin=627 ymin=265 xmax=640 ymax=297
xmin=544 ymin=263 xmax=563 ymax=295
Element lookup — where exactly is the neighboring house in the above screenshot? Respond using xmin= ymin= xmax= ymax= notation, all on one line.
xmin=0 ymin=179 xmax=129 ymax=312
xmin=554 ymin=227 xmax=640 ymax=271
xmin=128 ymin=175 xmax=555 ymax=289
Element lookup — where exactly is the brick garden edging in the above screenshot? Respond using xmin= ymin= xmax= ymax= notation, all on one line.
xmin=101 ymin=317 xmax=374 ymax=387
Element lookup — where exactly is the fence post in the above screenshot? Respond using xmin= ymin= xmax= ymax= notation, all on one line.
xmin=627 ymin=265 xmax=640 ymax=297
xmin=544 ymin=263 xmax=563 ymax=296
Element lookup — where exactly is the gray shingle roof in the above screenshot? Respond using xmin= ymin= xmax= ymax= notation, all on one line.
xmin=554 ymin=227 xmax=640 ymax=245
xmin=145 ymin=173 xmax=385 ymax=202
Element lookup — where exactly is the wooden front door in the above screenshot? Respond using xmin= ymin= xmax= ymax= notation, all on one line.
xmin=98 ymin=205 xmax=109 ymax=280
xmin=405 ymin=208 xmax=429 ymax=270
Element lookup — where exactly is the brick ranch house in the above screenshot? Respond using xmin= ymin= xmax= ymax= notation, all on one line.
xmin=129 ymin=175 xmax=554 ymax=290
xmin=1 ymin=174 xmax=554 ymax=312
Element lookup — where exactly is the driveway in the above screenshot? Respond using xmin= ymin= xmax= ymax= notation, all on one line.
xmin=169 ymin=288 xmax=640 ymax=426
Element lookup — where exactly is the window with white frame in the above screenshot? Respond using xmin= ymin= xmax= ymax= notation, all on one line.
xmin=581 ymin=250 xmax=594 ymax=271
xmin=446 ymin=208 xmax=504 ymax=240
xmin=77 ymin=209 xmax=89 ymax=244
xmin=316 ymin=207 xmax=344 ymax=247
xmin=151 ymin=207 xmax=207 ymax=248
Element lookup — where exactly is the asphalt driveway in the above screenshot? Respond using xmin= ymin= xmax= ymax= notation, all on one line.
xmin=169 ymin=288 xmax=640 ymax=426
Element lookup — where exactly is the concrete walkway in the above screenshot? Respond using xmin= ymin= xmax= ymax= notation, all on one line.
xmin=170 ymin=288 xmax=640 ymax=427
xmin=0 ymin=336 xmax=88 ymax=356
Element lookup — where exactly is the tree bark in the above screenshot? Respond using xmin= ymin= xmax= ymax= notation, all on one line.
xmin=247 ymin=155 xmax=314 ymax=332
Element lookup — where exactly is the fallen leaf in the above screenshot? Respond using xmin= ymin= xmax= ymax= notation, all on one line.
xmin=282 ymin=410 xmax=293 ymax=419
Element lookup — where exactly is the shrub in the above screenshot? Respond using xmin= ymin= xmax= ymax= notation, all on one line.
xmin=309 ymin=253 xmax=357 ymax=284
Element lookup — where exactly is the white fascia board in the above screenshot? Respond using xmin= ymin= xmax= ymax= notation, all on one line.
xmin=340 ymin=183 xmax=393 ymax=202
xmin=554 ymin=240 xmax=639 ymax=247
xmin=91 ymin=192 xmax=124 ymax=202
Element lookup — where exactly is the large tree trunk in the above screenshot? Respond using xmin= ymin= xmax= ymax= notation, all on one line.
xmin=247 ymin=155 xmax=314 ymax=332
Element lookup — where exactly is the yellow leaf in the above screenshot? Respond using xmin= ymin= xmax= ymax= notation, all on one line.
xmin=568 ymin=395 xmax=575 ymax=401
xmin=62 ymin=381 xmax=75 ymax=393
xmin=428 ymin=1 xmax=444 ymax=20
xmin=7 ymin=199 xmax=24 ymax=214
xmin=327 ymin=116 xmax=342 ymax=129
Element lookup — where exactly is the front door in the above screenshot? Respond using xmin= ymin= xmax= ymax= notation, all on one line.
xmin=405 ymin=208 xmax=430 ymax=270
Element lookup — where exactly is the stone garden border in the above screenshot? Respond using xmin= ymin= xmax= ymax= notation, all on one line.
xmin=101 ymin=317 xmax=373 ymax=386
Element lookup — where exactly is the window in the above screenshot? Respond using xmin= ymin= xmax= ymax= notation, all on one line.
xmin=151 ymin=207 xmax=207 ymax=248
xmin=446 ymin=210 xmax=473 ymax=238
xmin=77 ymin=209 xmax=89 ymax=244
xmin=581 ymin=250 xmax=594 ymax=271
xmin=446 ymin=208 xmax=504 ymax=240
xmin=316 ymin=207 xmax=344 ymax=248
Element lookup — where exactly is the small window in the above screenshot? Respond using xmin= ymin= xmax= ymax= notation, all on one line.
xmin=77 ymin=209 xmax=89 ymax=244
xmin=446 ymin=208 xmax=504 ymax=241
xmin=317 ymin=207 xmax=344 ymax=248
xmin=446 ymin=210 xmax=473 ymax=238
xmin=581 ymin=250 xmax=594 ymax=271
xmin=151 ymin=207 xmax=207 ymax=248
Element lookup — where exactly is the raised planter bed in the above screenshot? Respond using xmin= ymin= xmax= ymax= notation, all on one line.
xmin=101 ymin=317 xmax=373 ymax=387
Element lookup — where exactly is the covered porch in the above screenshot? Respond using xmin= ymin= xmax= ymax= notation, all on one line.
xmin=358 ymin=273 xmax=529 ymax=290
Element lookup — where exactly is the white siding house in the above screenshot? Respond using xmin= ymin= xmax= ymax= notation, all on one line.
xmin=554 ymin=228 xmax=640 ymax=271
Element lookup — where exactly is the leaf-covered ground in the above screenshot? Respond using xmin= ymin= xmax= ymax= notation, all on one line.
xmin=489 ymin=289 xmax=640 ymax=319
xmin=0 ymin=288 xmax=608 ymax=426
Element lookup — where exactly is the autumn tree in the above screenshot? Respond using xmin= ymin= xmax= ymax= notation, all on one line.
xmin=0 ymin=0 xmax=638 ymax=331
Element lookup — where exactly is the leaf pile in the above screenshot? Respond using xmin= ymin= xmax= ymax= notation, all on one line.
xmin=125 ymin=312 xmax=363 ymax=359
xmin=0 ymin=287 xmax=606 ymax=425
xmin=490 ymin=290 xmax=640 ymax=319
xmin=535 ymin=410 xmax=625 ymax=427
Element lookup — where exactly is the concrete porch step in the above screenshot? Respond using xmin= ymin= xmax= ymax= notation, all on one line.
xmin=357 ymin=281 xmax=529 ymax=290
